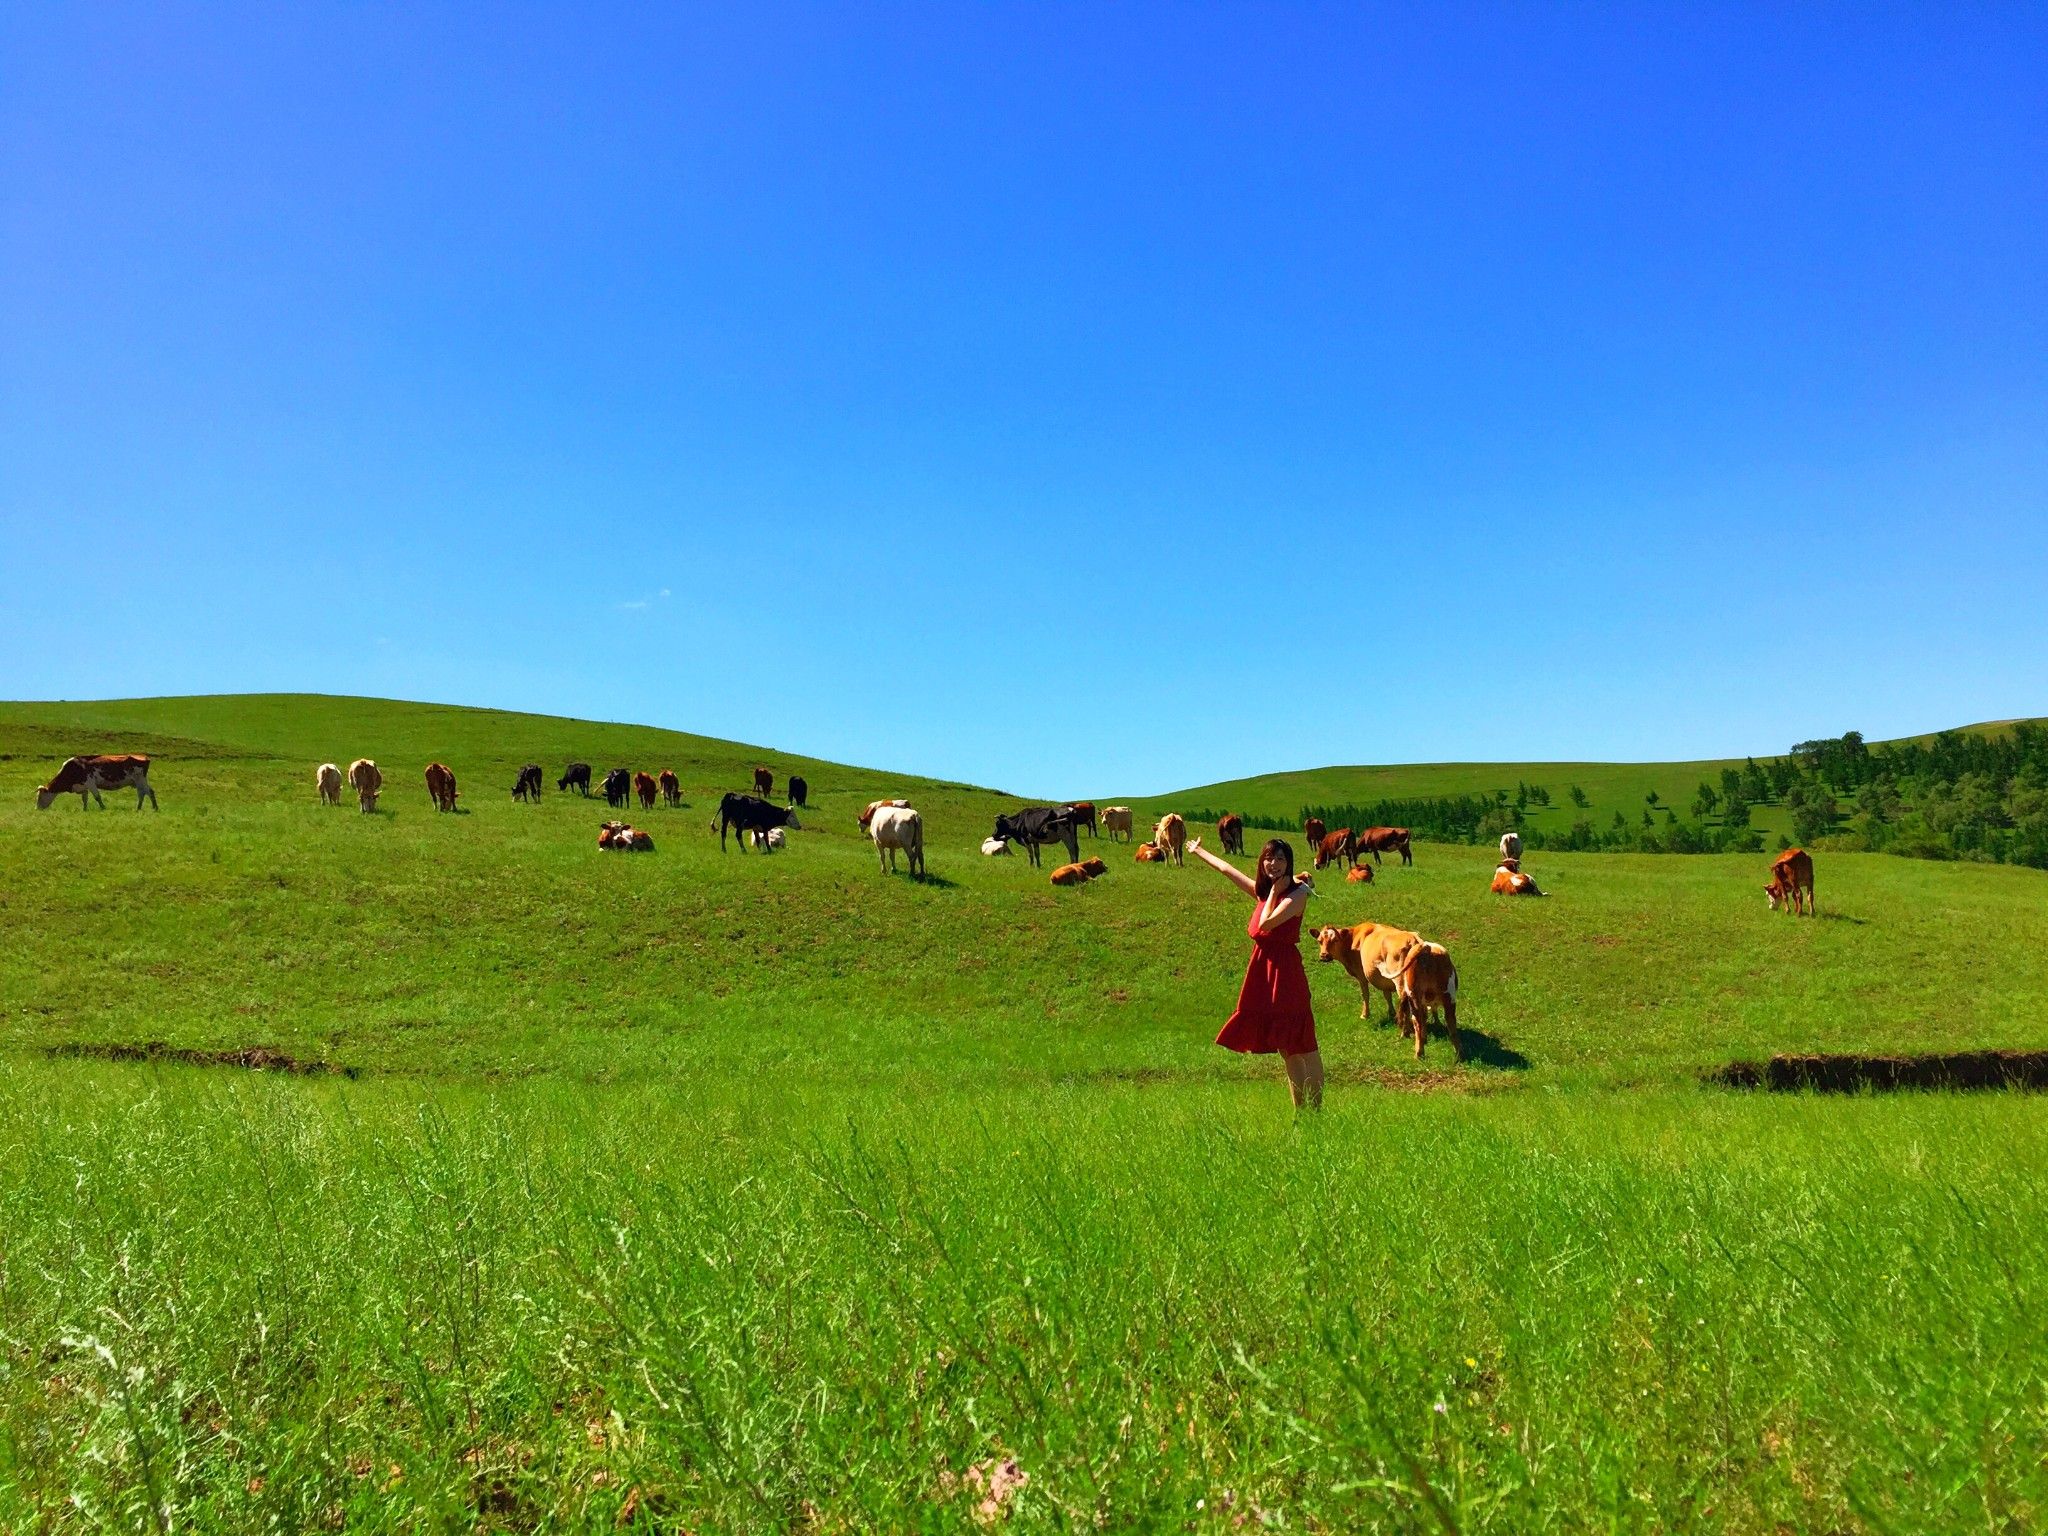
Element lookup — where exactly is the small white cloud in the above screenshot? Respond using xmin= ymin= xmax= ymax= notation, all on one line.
xmin=616 ymin=600 xmax=649 ymax=612
xmin=658 ymin=587 xmax=671 ymax=599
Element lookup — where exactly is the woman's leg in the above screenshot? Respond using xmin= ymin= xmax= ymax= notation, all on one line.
xmin=1284 ymin=1051 xmax=1324 ymax=1110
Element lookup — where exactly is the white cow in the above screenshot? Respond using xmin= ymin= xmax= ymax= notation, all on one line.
xmin=316 ymin=763 xmax=344 ymax=806
xmin=1499 ymin=831 xmax=1522 ymax=863
xmin=870 ymin=805 xmax=925 ymax=877
xmin=981 ymin=836 xmax=1012 ymax=856
xmin=347 ymin=758 xmax=382 ymax=814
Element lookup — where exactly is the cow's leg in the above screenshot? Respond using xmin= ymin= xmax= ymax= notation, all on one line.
xmin=1443 ymin=995 xmax=1462 ymax=1062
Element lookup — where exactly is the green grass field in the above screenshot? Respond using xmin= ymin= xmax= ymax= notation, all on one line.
xmin=3 ymin=695 xmax=2046 ymax=1532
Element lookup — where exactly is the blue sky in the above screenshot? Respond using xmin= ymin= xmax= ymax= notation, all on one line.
xmin=4 ymin=5 xmax=2043 ymax=796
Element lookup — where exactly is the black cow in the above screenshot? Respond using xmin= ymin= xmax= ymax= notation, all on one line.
xmin=558 ymin=762 xmax=592 ymax=795
xmin=512 ymin=764 xmax=544 ymax=802
xmin=788 ymin=774 xmax=808 ymax=808
xmin=602 ymin=768 xmax=633 ymax=809
xmin=992 ymin=807 xmax=1079 ymax=868
xmin=714 ymin=792 xmax=801 ymax=851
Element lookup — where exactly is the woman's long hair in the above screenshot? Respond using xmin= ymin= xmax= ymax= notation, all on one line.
xmin=1254 ymin=837 xmax=1297 ymax=899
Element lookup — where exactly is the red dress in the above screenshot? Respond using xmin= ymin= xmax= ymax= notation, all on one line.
xmin=1216 ymin=896 xmax=1319 ymax=1056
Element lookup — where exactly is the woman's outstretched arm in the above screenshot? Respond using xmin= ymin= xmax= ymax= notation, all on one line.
xmin=1188 ymin=837 xmax=1257 ymax=896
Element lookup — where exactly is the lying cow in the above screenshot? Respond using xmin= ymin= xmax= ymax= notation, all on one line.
xmin=658 ymin=769 xmax=681 ymax=807
xmin=634 ymin=771 xmax=657 ymax=810
xmin=558 ymin=762 xmax=592 ymax=795
xmin=1395 ymin=940 xmax=1461 ymax=1061
xmin=869 ymin=804 xmax=925 ymax=876
xmin=1079 ymin=856 xmax=1107 ymax=879
xmin=715 ymin=792 xmax=800 ymax=851
xmin=751 ymin=826 xmax=788 ymax=851
xmin=981 ymin=835 xmax=1012 ymax=856
xmin=1048 ymin=862 xmax=1093 ymax=887
xmin=424 ymin=762 xmax=459 ymax=813
xmin=1312 ymin=921 xmax=1421 ymax=1023
xmin=348 ymin=758 xmax=382 ymax=814
xmin=1767 ymin=848 xmax=1816 ymax=916
xmin=36 ymin=754 xmax=157 ymax=811
xmin=1217 ymin=813 xmax=1245 ymax=855
xmin=316 ymin=762 xmax=344 ymax=806
xmin=992 ymin=807 xmax=1078 ymax=869
xmin=1346 ymin=866 xmax=1374 ymax=884
xmin=1491 ymin=857 xmax=1543 ymax=896
xmin=512 ymin=764 xmax=544 ymax=803
xmin=1101 ymin=806 xmax=1134 ymax=842
xmin=598 ymin=821 xmax=655 ymax=851
xmin=1152 ymin=813 xmax=1187 ymax=867
xmin=1134 ymin=842 xmax=1168 ymax=863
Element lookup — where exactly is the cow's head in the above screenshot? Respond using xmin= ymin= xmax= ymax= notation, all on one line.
xmin=1765 ymin=879 xmax=1785 ymax=909
xmin=783 ymin=811 xmax=801 ymax=831
xmin=34 ymin=784 xmax=58 ymax=810
xmin=1312 ymin=926 xmax=1348 ymax=963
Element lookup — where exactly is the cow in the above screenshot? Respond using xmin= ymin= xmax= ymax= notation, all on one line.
xmin=752 ymin=766 xmax=774 ymax=798
xmin=788 ymin=775 xmax=808 ymax=808
xmin=658 ymin=769 xmax=681 ymax=808
xmin=424 ymin=762 xmax=459 ymax=813
xmin=558 ymin=762 xmax=593 ymax=795
xmin=1314 ymin=828 xmax=1358 ymax=871
xmin=1217 ymin=813 xmax=1245 ymax=856
xmin=1048 ymin=862 xmax=1092 ymax=887
xmin=1101 ymin=807 xmax=1135 ymax=842
xmin=714 ymin=792 xmax=800 ymax=851
xmin=35 ymin=754 xmax=157 ymax=811
xmin=763 ymin=826 xmax=785 ymax=851
xmin=512 ymin=764 xmax=544 ymax=803
xmin=316 ymin=763 xmax=344 ymax=806
xmin=869 ymin=804 xmax=925 ymax=877
xmin=598 ymin=821 xmax=655 ymax=852
xmin=602 ymin=768 xmax=632 ymax=809
xmin=1346 ymin=866 xmax=1374 ymax=884
xmin=1134 ymin=843 xmax=1168 ymax=863
xmin=860 ymin=798 xmax=911 ymax=831
xmin=1499 ymin=831 xmax=1523 ymax=863
xmin=348 ymin=758 xmax=383 ymax=814
xmin=1062 ymin=802 xmax=1099 ymax=838
xmin=1303 ymin=817 xmax=1326 ymax=851
xmin=1357 ymin=827 xmax=1413 ymax=866
xmin=1312 ymin=921 xmax=1422 ymax=1023
xmin=991 ymin=807 xmax=1078 ymax=869
xmin=634 ymin=771 xmax=658 ymax=810
xmin=1394 ymin=940 xmax=1461 ymax=1061
xmin=1491 ymin=857 xmax=1544 ymax=896
xmin=1078 ymin=856 xmax=1107 ymax=879
xmin=1152 ymin=813 xmax=1187 ymax=867
xmin=1766 ymin=848 xmax=1816 ymax=916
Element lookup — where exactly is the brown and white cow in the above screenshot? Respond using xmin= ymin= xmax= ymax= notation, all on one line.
xmin=1499 ymin=831 xmax=1522 ymax=863
xmin=1312 ymin=921 xmax=1421 ymax=1023
xmin=348 ymin=758 xmax=383 ymax=814
xmin=1490 ymin=857 xmax=1543 ymax=896
xmin=1153 ymin=813 xmax=1187 ymax=867
xmin=1134 ymin=842 xmax=1168 ymax=863
xmin=634 ymin=771 xmax=657 ymax=810
xmin=1217 ymin=813 xmax=1245 ymax=855
xmin=752 ymin=766 xmax=774 ymax=798
xmin=424 ymin=762 xmax=458 ymax=813
xmin=1394 ymin=940 xmax=1461 ymax=1061
xmin=36 ymin=754 xmax=157 ymax=811
xmin=1101 ymin=806 xmax=1134 ymax=842
xmin=1766 ymin=848 xmax=1816 ymax=916
xmin=658 ymin=769 xmax=681 ymax=808
xmin=1314 ymin=827 xmax=1357 ymax=871
xmin=598 ymin=821 xmax=655 ymax=852
xmin=316 ymin=762 xmax=344 ymax=806
xmin=1358 ymin=827 xmax=1413 ymax=866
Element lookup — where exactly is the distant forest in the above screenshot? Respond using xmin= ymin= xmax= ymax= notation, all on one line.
xmin=1190 ymin=724 xmax=2048 ymax=868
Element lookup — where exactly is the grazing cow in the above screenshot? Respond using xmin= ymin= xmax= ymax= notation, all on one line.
xmin=1766 ymin=848 xmax=1816 ymax=916
xmin=602 ymin=768 xmax=632 ymax=809
xmin=1394 ymin=940 xmax=1461 ymax=1061
xmin=1152 ymin=813 xmax=1187 ymax=867
xmin=424 ymin=762 xmax=458 ymax=813
xmin=1303 ymin=817 xmax=1326 ymax=852
xmin=558 ymin=762 xmax=592 ymax=795
xmin=634 ymin=771 xmax=657 ymax=810
xmin=869 ymin=804 xmax=925 ymax=877
xmin=512 ymin=764 xmax=544 ymax=803
xmin=1062 ymin=802 xmax=1099 ymax=838
xmin=1217 ymin=813 xmax=1245 ymax=856
xmin=991 ymin=807 xmax=1078 ymax=869
xmin=1499 ymin=831 xmax=1523 ymax=863
xmin=1358 ymin=827 xmax=1413 ymax=866
xmin=1101 ymin=807 xmax=1134 ymax=843
xmin=35 ymin=754 xmax=157 ymax=811
xmin=1312 ymin=921 xmax=1422 ymax=1023
xmin=788 ymin=775 xmax=808 ymax=808
xmin=598 ymin=821 xmax=655 ymax=851
xmin=348 ymin=758 xmax=382 ymax=814
xmin=1346 ymin=866 xmax=1374 ymax=884
xmin=1134 ymin=842 xmax=1168 ymax=863
xmin=714 ymin=792 xmax=800 ymax=851
xmin=860 ymin=798 xmax=912 ymax=831
xmin=658 ymin=769 xmax=681 ymax=808
xmin=1491 ymin=857 xmax=1544 ymax=896
xmin=752 ymin=766 xmax=774 ymax=798
xmin=316 ymin=763 xmax=344 ymax=806
xmin=1079 ymin=856 xmax=1107 ymax=879
xmin=1314 ymin=828 xmax=1358 ymax=871
xmin=1049 ymin=862 xmax=1092 ymax=887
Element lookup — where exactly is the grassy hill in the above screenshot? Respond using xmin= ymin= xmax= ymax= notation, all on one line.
xmin=4 ymin=693 xmax=2047 ymax=1531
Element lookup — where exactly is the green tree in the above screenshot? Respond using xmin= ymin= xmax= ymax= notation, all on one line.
xmin=1569 ymin=784 xmax=1589 ymax=809
xmin=1645 ymin=789 xmax=1661 ymax=808
xmin=1722 ymin=795 xmax=1750 ymax=828
xmin=1692 ymin=782 xmax=1720 ymax=820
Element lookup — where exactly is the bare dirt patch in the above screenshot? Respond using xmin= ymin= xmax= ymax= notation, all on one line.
xmin=45 ymin=1041 xmax=361 ymax=1078
xmin=1709 ymin=1050 xmax=2048 ymax=1093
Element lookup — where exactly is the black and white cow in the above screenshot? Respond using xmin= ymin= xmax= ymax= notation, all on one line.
xmin=512 ymin=764 xmax=545 ymax=802
xmin=713 ymin=792 xmax=801 ymax=851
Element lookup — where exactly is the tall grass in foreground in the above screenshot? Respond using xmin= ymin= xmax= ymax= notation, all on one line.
xmin=1 ymin=1066 xmax=2043 ymax=1533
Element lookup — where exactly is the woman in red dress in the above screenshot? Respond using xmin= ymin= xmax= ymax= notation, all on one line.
xmin=1190 ymin=834 xmax=1323 ymax=1109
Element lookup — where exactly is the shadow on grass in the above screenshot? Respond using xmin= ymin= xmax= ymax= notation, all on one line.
xmin=913 ymin=871 xmax=962 ymax=889
xmin=1817 ymin=911 xmax=1868 ymax=925
xmin=1455 ymin=1027 xmax=1531 ymax=1071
